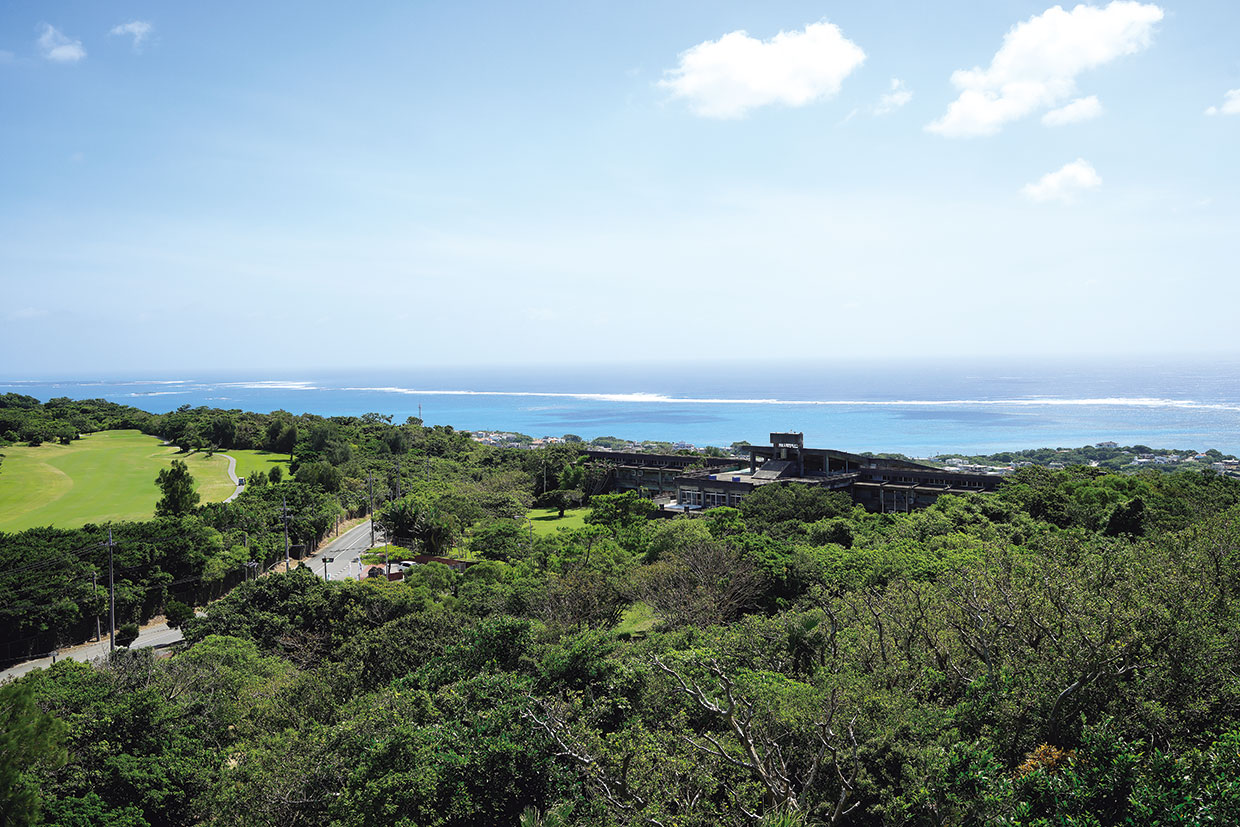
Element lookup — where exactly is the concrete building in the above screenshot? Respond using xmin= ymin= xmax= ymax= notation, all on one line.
xmin=582 ymin=448 xmax=740 ymax=498
xmin=603 ymin=433 xmax=1005 ymax=515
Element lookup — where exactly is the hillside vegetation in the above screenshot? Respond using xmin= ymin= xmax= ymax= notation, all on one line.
xmin=5 ymin=395 xmax=1240 ymax=826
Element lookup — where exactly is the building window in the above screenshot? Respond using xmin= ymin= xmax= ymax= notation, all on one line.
xmin=680 ymin=489 xmax=702 ymax=506
xmin=705 ymin=491 xmax=728 ymax=507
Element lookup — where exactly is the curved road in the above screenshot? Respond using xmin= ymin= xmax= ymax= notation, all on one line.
xmin=221 ymin=454 xmax=243 ymax=502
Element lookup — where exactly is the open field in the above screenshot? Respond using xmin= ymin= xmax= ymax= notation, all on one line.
xmin=227 ymin=448 xmax=292 ymax=481
xmin=0 ymin=430 xmax=235 ymax=532
xmin=526 ymin=506 xmax=588 ymax=536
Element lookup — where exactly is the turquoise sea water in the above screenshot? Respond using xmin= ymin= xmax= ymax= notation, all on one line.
xmin=3 ymin=357 xmax=1239 ymax=456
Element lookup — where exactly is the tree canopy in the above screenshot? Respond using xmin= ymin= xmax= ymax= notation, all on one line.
xmin=155 ymin=460 xmax=199 ymax=517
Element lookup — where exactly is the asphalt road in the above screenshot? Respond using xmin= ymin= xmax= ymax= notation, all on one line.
xmin=303 ymin=519 xmax=377 ymax=581
xmin=221 ymin=454 xmax=244 ymax=502
xmin=0 ymin=620 xmax=185 ymax=682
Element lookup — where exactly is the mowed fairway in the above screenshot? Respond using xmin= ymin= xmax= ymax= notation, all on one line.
xmin=227 ymin=448 xmax=291 ymax=481
xmin=0 ymin=430 xmax=236 ymax=532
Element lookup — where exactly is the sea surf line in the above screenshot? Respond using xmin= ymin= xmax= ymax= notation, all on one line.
xmin=343 ymin=387 xmax=1240 ymax=412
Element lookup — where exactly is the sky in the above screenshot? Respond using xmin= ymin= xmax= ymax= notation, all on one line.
xmin=2 ymin=1 xmax=1238 ymax=375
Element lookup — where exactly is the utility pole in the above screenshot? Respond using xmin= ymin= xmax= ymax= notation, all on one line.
xmin=93 ymin=568 xmax=100 ymax=642
xmin=368 ymin=471 xmax=375 ymax=547
xmin=282 ymin=495 xmax=291 ymax=572
xmin=106 ymin=528 xmax=116 ymax=653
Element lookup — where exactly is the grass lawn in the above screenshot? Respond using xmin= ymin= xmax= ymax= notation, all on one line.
xmin=526 ymin=506 xmax=588 ymax=536
xmin=361 ymin=544 xmax=413 ymax=565
xmin=615 ymin=602 xmax=657 ymax=636
xmin=362 ymin=542 xmax=481 ymax=563
xmin=0 ymin=430 xmax=236 ymax=532
xmin=226 ymin=448 xmax=292 ymax=481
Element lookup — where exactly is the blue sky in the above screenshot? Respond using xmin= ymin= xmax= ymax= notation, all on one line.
xmin=2 ymin=1 xmax=1238 ymax=375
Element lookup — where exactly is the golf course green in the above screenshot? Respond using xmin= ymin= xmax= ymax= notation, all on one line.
xmin=0 ymin=430 xmax=237 ymax=532
xmin=227 ymin=448 xmax=291 ymax=481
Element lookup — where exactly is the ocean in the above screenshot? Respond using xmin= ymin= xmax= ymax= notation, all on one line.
xmin=3 ymin=357 xmax=1239 ymax=456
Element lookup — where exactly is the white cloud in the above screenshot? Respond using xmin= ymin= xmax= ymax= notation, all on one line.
xmin=38 ymin=24 xmax=86 ymax=63
xmin=874 ymin=78 xmax=913 ymax=114
xmin=1022 ymin=159 xmax=1102 ymax=203
xmin=927 ymin=2 xmax=1162 ymax=137
xmin=109 ymin=20 xmax=152 ymax=49
xmin=659 ymin=21 xmax=865 ymax=118
xmin=1042 ymin=94 xmax=1103 ymax=125
xmin=1205 ymin=89 xmax=1240 ymax=116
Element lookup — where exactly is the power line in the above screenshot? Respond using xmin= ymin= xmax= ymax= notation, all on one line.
xmin=0 ymin=541 xmax=109 ymax=578
xmin=0 ymin=558 xmax=80 ymax=579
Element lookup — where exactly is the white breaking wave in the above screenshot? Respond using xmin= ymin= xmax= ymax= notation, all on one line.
xmin=343 ymin=387 xmax=1240 ymax=412
xmin=218 ymin=380 xmax=318 ymax=391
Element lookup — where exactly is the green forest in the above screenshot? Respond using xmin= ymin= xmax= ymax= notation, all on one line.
xmin=4 ymin=394 xmax=1240 ymax=826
